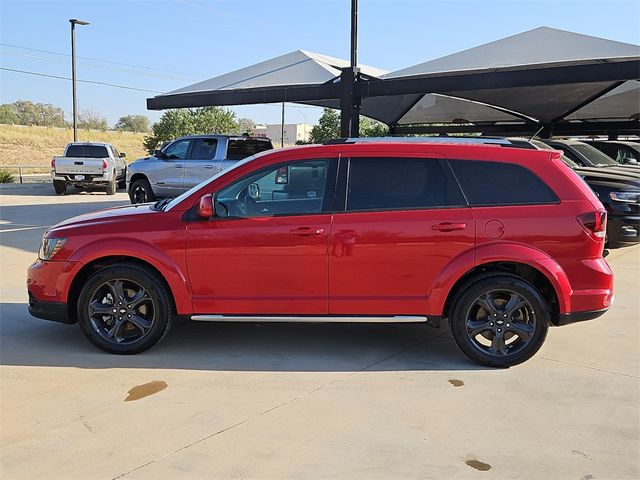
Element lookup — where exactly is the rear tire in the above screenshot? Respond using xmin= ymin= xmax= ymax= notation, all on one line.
xmin=450 ymin=275 xmax=549 ymax=368
xmin=77 ymin=264 xmax=173 ymax=354
xmin=106 ymin=172 xmax=117 ymax=195
xmin=53 ymin=180 xmax=67 ymax=195
xmin=129 ymin=178 xmax=155 ymax=204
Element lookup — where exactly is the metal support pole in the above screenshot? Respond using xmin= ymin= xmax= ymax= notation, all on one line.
xmin=350 ymin=0 xmax=358 ymax=68
xmin=70 ymin=21 xmax=78 ymax=142
xmin=280 ymin=102 xmax=285 ymax=147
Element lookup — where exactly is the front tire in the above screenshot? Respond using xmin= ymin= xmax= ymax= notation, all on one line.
xmin=77 ymin=264 xmax=173 ymax=354
xmin=53 ymin=180 xmax=67 ymax=195
xmin=117 ymin=167 xmax=127 ymax=189
xmin=450 ymin=275 xmax=549 ymax=368
xmin=129 ymin=178 xmax=155 ymax=204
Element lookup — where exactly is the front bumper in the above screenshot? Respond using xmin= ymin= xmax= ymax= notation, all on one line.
xmin=28 ymin=292 xmax=72 ymax=324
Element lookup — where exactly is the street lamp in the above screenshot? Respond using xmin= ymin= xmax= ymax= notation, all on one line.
xmin=69 ymin=18 xmax=90 ymax=142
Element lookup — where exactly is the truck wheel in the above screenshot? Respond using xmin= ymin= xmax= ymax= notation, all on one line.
xmin=129 ymin=178 xmax=155 ymax=204
xmin=450 ymin=275 xmax=549 ymax=368
xmin=106 ymin=173 xmax=117 ymax=195
xmin=53 ymin=180 xmax=67 ymax=195
xmin=77 ymin=264 xmax=173 ymax=354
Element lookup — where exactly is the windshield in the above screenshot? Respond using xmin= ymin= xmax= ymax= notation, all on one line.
xmin=164 ymin=153 xmax=261 ymax=211
xmin=530 ymin=140 xmax=579 ymax=168
xmin=572 ymin=144 xmax=618 ymax=166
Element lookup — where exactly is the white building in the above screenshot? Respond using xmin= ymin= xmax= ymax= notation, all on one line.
xmin=253 ymin=123 xmax=313 ymax=146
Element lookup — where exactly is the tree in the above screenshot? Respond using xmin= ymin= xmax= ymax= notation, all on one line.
xmin=308 ymin=108 xmax=389 ymax=143
xmin=77 ymin=109 xmax=108 ymax=131
xmin=2 ymin=101 xmax=67 ymax=127
xmin=143 ymin=107 xmax=238 ymax=153
xmin=114 ymin=114 xmax=150 ymax=133
xmin=237 ymin=117 xmax=256 ymax=135
xmin=0 ymin=104 xmax=18 ymax=125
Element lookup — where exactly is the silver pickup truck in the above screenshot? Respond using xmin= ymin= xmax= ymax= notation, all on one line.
xmin=126 ymin=134 xmax=273 ymax=203
xmin=51 ymin=142 xmax=127 ymax=195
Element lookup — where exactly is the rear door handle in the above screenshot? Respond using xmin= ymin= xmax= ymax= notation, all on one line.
xmin=204 ymin=165 xmax=214 ymax=169
xmin=290 ymin=227 xmax=324 ymax=236
xmin=175 ymin=164 xmax=183 ymax=168
xmin=432 ymin=222 xmax=467 ymax=232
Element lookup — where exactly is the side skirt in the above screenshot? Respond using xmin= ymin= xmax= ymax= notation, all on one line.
xmin=191 ymin=315 xmax=440 ymax=325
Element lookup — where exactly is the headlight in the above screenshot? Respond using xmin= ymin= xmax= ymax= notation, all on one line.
xmin=609 ymin=191 xmax=640 ymax=204
xmin=39 ymin=237 xmax=67 ymax=260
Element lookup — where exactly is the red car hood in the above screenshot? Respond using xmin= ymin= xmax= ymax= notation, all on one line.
xmin=50 ymin=203 xmax=155 ymax=231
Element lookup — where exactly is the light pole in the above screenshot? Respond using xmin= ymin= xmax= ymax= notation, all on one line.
xmin=69 ymin=18 xmax=90 ymax=142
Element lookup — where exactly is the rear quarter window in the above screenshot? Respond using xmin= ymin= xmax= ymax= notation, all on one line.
xmin=227 ymin=139 xmax=273 ymax=161
xmin=449 ymin=159 xmax=559 ymax=206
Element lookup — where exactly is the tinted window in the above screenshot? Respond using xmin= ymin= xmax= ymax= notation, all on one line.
xmin=346 ymin=157 xmax=465 ymax=211
xmin=572 ymin=144 xmax=617 ymax=166
xmin=227 ymin=139 xmax=273 ymax=161
xmin=449 ymin=160 xmax=559 ymax=206
xmin=217 ymin=159 xmax=331 ymax=217
xmin=190 ymin=138 xmax=218 ymax=159
xmin=65 ymin=145 xmax=109 ymax=158
xmin=164 ymin=139 xmax=191 ymax=160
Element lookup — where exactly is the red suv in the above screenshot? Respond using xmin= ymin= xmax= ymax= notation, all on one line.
xmin=27 ymin=140 xmax=614 ymax=367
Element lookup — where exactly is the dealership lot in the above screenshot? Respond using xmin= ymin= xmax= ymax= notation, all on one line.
xmin=1 ymin=184 xmax=638 ymax=479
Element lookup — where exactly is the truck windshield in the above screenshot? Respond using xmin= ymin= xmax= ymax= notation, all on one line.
xmin=65 ymin=145 xmax=110 ymax=158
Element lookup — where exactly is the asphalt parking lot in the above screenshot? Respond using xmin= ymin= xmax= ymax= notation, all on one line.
xmin=1 ymin=183 xmax=638 ymax=480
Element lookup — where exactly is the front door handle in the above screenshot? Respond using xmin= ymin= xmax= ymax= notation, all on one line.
xmin=290 ymin=227 xmax=324 ymax=236
xmin=204 ymin=165 xmax=214 ymax=169
xmin=432 ymin=222 xmax=467 ymax=232
xmin=175 ymin=164 xmax=183 ymax=168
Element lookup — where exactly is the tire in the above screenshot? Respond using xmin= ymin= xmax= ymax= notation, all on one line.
xmin=117 ymin=167 xmax=127 ymax=189
xmin=106 ymin=172 xmax=117 ymax=195
xmin=77 ymin=264 xmax=173 ymax=354
xmin=129 ymin=178 xmax=155 ymax=204
xmin=53 ymin=180 xmax=67 ymax=195
xmin=450 ymin=274 xmax=549 ymax=368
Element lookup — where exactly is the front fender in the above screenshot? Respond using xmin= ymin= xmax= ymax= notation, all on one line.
xmin=66 ymin=238 xmax=193 ymax=315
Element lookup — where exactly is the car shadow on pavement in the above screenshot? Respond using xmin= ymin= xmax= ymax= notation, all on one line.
xmin=0 ymin=303 xmax=488 ymax=372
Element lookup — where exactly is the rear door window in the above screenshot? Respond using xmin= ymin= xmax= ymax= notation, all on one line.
xmin=190 ymin=138 xmax=218 ymax=159
xmin=345 ymin=157 xmax=466 ymax=211
xmin=65 ymin=145 xmax=109 ymax=158
xmin=227 ymin=139 xmax=273 ymax=161
xmin=449 ymin=160 xmax=559 ymax=206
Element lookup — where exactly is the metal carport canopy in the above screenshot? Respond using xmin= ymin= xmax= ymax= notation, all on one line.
xmin=147 ymin=27 xmax=640 ymax=136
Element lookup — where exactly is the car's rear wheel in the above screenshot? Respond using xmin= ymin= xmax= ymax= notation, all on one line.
xmin=129 ymin=178 xmax=155 ymax=204
xmin=450 ymin=275 xmax=549 ymax=367
xmin=53 ymin=180 xmax=67 ymax=195
xmin=77 ymin=264 xmax=173 ymax=354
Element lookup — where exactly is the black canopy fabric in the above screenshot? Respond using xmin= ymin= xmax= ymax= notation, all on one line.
xmin=147 ymin=27 xmax=640 ymax=135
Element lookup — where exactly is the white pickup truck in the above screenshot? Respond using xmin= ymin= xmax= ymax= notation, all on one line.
xmin=51 ymin=142 xmax=127 ymax=195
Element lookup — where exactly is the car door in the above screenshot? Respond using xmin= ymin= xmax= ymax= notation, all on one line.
xmin=186 ymin=157 xmax=337 ymax=315
xmin=329 ymin=156 xmax=475 ymax=316
xmin=153 ymin=138 xmax=192 ymax=195
xmin=182 ymin=137 xmax=221 ymax=189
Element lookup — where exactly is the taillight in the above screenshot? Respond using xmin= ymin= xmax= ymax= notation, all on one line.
xmin=577 ymin=210 xmax=607 ymax=239
xmin=101 ymin=159 xmax=108 ymax=170
xmin=51 ymin=158 xmax=55 ymax=169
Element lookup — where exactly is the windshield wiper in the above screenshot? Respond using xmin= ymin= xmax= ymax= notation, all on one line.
xmin=151 ymin=197 xmax=172 ymax=211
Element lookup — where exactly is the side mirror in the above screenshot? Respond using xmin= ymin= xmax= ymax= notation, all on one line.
xmin=197 ymin=194 xmax=214 ymax=218
xmin=248 ymin=183 xmax=261 ymax=199
xmin=154 ymin=149 xmax=164 ymax=159
xmin=119 ymin=152 xmax=126 ymax=158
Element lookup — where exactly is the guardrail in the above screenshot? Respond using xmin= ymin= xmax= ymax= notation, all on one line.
xmin=0 ymin=165 xmax=50 ymax=183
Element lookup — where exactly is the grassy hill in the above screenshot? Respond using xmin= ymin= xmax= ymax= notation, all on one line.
xmin=0 ymin=124 xmax=148 ymax=169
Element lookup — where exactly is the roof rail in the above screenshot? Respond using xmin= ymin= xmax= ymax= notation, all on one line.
xmin=323 ymin=136 xmax=513 ymax=145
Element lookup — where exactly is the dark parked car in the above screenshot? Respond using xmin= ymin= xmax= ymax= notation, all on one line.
xmin=542 ymin=139 xmax=639 ymax=174
xmin=586 ymin=141 xmax=640 ymax=166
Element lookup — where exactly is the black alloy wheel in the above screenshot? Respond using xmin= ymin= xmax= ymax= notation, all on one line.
xmin=450 ymin=275 xmax=549 ymax=367
xmin=77 ymin=264 xmax=172 ymax=354
xmin=129 ymin=178 xmax=155 ymax=204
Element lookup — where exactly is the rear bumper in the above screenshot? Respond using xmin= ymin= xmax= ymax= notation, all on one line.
xmin=556 ymin=308 xmax=609 ymax=326
xmin=28 ymin=293 xmax=72 ymax=324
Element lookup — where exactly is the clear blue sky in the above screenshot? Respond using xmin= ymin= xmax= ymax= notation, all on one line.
xmin=1 ymin=0 xmax=639 ymax=126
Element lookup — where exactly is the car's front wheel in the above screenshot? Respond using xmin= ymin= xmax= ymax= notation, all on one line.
xmin=450 ymin=274 xmax=549 ymax=367
xmin=129 ymin=178 xmax=155 ymax=204
xmin=77 ymin=264 xmax=173 ymax=354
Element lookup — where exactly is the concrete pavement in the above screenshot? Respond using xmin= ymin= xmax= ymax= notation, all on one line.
xmin=1 ymin=183 xmax=638 ymax=479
